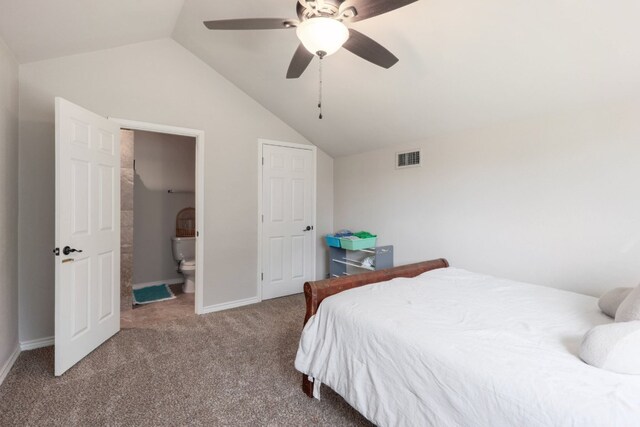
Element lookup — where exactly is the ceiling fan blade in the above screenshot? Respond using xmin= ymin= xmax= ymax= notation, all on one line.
xmin=203 ymin=18 xmax=295 ymax=30
xmin=340 ymin=0 xmax=418 ymax=23
xmin=342 ymin=29 xmax=399 ymax=69
xmin=287 ymin=44 xmax=314 ymax=79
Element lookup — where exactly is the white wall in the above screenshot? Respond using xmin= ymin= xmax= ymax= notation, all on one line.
xmin=316 ymin=150 xmax=334 ymax=279
xmin=334 ymin=102 xmax=640 ymax=297
xmin=0 ymin=37 xmax=19 ymax=379
xmin=18 ymin=38 xmax=333 ymax=342
xmin=133 ymin=130 xmax=195 ymax=285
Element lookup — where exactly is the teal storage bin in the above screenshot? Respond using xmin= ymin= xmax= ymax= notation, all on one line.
xmin=339 ymin=236 xmax=377 ymax=250
xmin=325 ymin=235 xmax=341 ymax=248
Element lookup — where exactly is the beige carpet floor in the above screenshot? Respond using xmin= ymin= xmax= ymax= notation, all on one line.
xmin=0 ymin=294 xmax=372 ymax=426
xmin=121 ymin=283 xmax=196 ymax=329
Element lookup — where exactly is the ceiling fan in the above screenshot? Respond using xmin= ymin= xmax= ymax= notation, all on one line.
xmin=203 ymin=0 xmax=419 ymax=79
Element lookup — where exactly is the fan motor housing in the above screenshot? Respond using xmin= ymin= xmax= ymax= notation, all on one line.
xmin=297 ymin=0 xmax=344 ymax=20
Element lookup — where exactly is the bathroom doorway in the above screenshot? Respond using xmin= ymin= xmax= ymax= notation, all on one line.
xmin=111 ymin=119 xmax=205 ymax=326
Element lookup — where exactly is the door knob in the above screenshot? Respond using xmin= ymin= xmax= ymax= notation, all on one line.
xmin=63 ymin=246 xmax=83 ymax=255
xmin=303 ymin=226 xmax=313 ymax=232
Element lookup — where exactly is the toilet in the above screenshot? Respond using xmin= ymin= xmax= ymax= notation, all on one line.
xmin=171 ymin=236 xmax=196 ymax=293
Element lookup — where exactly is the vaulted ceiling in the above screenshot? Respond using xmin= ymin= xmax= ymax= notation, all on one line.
xmin=0 ymin=0 xmax=185 ymax=63
xmin=2 ymin=0 xmax=640 ymax=157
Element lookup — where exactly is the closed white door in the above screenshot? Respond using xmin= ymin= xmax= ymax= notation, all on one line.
xmin=262 ymin=144 xmax=315 ymax=299
xmin=55 ymin=98 xmax=121 ymax=376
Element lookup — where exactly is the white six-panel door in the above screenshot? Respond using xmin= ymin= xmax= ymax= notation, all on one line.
xmin=55 ymin=98 xmax=121 ymax=376
xmin=262 ymin=143 xmax=315 ymax=299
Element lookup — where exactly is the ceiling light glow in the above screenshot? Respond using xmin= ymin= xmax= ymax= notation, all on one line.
xmin=296 ymin=17 xmax=349 ymax=57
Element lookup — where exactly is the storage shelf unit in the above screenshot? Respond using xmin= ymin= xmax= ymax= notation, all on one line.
xmin=329 ymin=245 xmax=393 ymax=278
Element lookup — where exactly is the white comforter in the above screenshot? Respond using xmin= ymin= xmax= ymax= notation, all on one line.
xmin=295 ymin=268 xmax=640 ymax=426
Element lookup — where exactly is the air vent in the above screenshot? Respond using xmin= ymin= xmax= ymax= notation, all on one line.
xmin=396 ymin=150 xmax=421 ymax=169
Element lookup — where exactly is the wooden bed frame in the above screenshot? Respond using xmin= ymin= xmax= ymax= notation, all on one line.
xmin=301 ymin=258 xmax=450 ymax=397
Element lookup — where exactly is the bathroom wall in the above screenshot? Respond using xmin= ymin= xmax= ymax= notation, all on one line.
xmin=0 ymin=36 xmax=19 ymax=382
xmin=120 ymin=130 xmax=134 ymax=310
xmin=133 ymin=130 xmax=195 ymax=286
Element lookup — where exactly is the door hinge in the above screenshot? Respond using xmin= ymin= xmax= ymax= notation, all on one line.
xmin=261 ymin=273 xmax=264 ymax=281
xmin=197 ymin=231 xmax=199 ymax=237
xmin=261 ymin=214 xmax=264 ymax=223
xmin=53 ymin=247 xmax=60 ymax=256
xmin=262 ymin=157 xmax=264 ymax=166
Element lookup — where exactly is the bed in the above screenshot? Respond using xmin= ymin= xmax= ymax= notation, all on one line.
xmin=295 ymin=259 xmax=640 ymax=426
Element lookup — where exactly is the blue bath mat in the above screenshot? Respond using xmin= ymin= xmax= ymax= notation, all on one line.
xmin=132 ymin=284 xmax=176 ymax=305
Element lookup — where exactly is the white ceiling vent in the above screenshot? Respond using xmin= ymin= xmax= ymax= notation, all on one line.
xmin=396 ymin=150 xmax=421 ymax=169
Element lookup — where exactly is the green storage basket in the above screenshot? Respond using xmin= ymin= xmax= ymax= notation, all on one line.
xmin=339 ymin=236 xmax=377 ymax=250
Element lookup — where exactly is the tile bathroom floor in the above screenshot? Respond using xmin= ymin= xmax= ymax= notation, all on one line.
xmin=121 ymin=283 xmax=196 ymax=329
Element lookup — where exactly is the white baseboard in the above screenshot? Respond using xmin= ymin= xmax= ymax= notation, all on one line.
xmin=0 ymin=343 xmax=20 ymax=386
xmin=132 ymin=278 xmax=183 ymax=290
xmin=199 ymin=296 xmax=261 ymax=315
xmin=20 ymin=336 xmax=55 ymax=351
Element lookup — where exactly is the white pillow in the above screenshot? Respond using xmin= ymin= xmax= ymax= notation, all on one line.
xmin=598 ymin=287 xmax=633 ymax=318
xmin=579 ymin=321 xmax=640 ymax=374
xmin=615 ymin=285 xmax=640 ymax=322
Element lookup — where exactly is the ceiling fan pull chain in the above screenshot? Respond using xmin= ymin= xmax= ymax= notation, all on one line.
xmin=318 ymin=54 xmax=323 ymax=119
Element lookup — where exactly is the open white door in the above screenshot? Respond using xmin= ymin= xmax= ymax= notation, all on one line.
xmin=261 ymin=143 xmax=315 ymax=299
xmin=55 ymin=98 xmax=121 ymax=376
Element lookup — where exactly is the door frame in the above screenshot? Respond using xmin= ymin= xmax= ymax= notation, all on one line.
xmin=257 ymin=139 xmax=317 ymax=302
xmin=110 ymin=118 xmax=206 ymax=314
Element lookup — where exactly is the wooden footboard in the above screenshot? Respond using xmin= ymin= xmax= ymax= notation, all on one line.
xmin=301 ymin=258 xmax=450 ymax=397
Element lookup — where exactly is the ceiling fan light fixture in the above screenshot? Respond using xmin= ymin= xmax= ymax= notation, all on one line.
xmin=296 ymin=17 xmax=349 ymax=57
